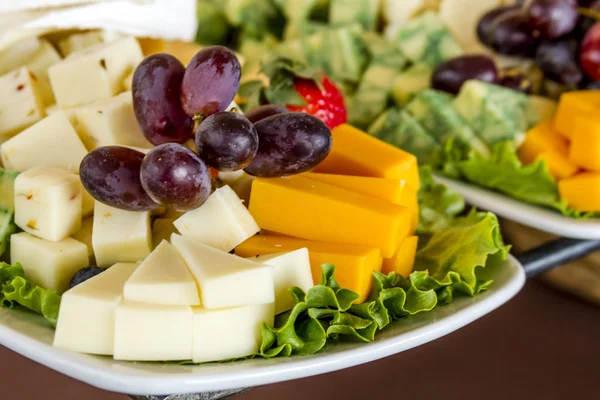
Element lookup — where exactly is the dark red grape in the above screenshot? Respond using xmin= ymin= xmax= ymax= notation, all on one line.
xmin=195 ymin=112 xmax=258 ymax=171
xmin=432 ymin=55 xmax=498 ymax=95
xmin=581 ymin=23 xmax=600 ymax=81
xmin=181 ymin=46 xmax=241 ymax=119
xmin=497 ymin=68 xmax=534 ymax=93
xmin=245 ymin=113 xmax=332 ymax=178
xmin=80 ymin=146 xmax=158 ymax=211
xmin=477 ymin=5 xmax=522 ymax=47
xmin=140 ymin=143 xmax=211 ymax=212
xmin=245 ymin=105 xmax=290 ymax=124
xmin=132 ymin=54 xmax=194 ymax=145
xmin=536 ymin=39 xmax=583 ymax=86
xmin=580 ymin=79 xmax=600 ymax=89
xmin=485 ymin=8 xmax=540 ymax=57
xmin=70 ymin=266 xmax=104 ymax=289
xmin=525 ymin=0 xmax=578 ymax=39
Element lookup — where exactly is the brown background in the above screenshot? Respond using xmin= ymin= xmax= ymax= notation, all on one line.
xmin=1 ymin=279 xmax=598 ymax=400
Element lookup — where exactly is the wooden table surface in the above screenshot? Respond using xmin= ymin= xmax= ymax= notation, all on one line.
xmin=1 ymin=279 xmax=598 ymax=400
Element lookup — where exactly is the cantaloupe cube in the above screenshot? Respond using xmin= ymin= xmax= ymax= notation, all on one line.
xmin=381 ymin=236 xmax=418 ymax=277
xmin=559 ymin=172 xmax=600 ymax=212
xmin=535 ymin=151 xmax=578 ymax=180
xmin=517 ymin=121 xmax=568 ymax=165
xmin=554 ymin=91 xmax=600 ymax=139
xmin=568 ymin=116 xmax=600 ymax=171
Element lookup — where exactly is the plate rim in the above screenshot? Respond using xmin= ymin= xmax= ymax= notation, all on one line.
xmin=435 ymin=175 xmax=600 ymax=240
xmin=0 ymin=256 xmax=525 ymax=396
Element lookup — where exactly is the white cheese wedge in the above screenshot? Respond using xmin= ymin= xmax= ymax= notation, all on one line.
xmin=0 ymin=112 xmax=87 ymax=172
xmin=57 ymin=30 xmax=105 ymax=57
xmin=92 ymin=201 xmax=152 ymax=267
xmin=14 ymin=166 xmax=82 ymax=242
xmin=124 ymin=240 xmax=200 ymax=306
xmin=11 ymin=232 xmax=88 ymax=293
xmin=171 ymin=234 xmax=274 ymax=309
xmin=174 ymin=186 xmax=260 ymax=252
xmin=114 ymin=300 xmax=193 ymax=361
xmin=48 ymin=37 xmax=143 ymax=107
xmin=74 ymin=91 xmax=152 ymax=150
xmin=192 ymin=303 xmax=274 ymax=363
xmin=152 ymin=218 xmax=177 ymax=248
xmin=53 ymin=262 xmax=138 ymax=355
xmin=0 ymin=67 xmax=46 ymax=140
xmin=72 ymin=216 xmax=94 ymax=261
xmin=252 ymin=249 xmax=314 ymax=314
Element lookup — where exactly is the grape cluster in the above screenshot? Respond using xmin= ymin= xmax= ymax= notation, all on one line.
xmin=80 ymin=47 xmax=332 ymax=212
xmin=476 ymin=0 xmax=600 ymax=87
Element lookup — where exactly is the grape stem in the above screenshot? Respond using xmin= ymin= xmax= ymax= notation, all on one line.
xmin=580 ymin=7 xmax=600 ymax=21
xmin=193 ymin=114 xmax=205 ymax=124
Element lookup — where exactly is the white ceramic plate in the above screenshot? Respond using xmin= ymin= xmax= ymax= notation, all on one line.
xmin=0 ymin=256 xmax=525 ymax=396
xmin=435 ymin=175 xmax=600 ymax=240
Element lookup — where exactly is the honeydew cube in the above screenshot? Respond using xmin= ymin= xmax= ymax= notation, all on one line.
xmin=0 ymin=67 xmax=46 ymax=139
xmin=92 ymin=201 xmax=152 ymax=267
xmin=152 ymin=218 xmax=177 ymax=248
xmin=74 ymin=92 xmax=153 ymax=150
xmin=192 ymin=303 xmax=274 ymax=363
xmin=11 ymin=232 xmax=88 ymax=294
xmin=171 ymin=234 xmax=274 ymax=309
xmin=252 ymin=249 xmax=314 ymax=314
xmin=0 ymin=112 xmax=88 ymax=172
xmin=124 ymin=241 xmax=200 ymax=306
xmin=53 ymin=262 xmax=138 ymax=355
xmin=72 ymin=216 xmax=94 ymax=261
xmin=48 ymin=37 xmax=144 ymax=107
xmin=57 ymin=31 xmax=105 ymax=57
xmin=114 ymin=301 xmax=193 ymax=361
xmin=14 ymin=166 xmax=82 ymax=242
xmin=174 ymin=186 xmax=260 ymax=252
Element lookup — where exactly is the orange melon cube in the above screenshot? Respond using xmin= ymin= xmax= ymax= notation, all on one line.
xmin=568 ymin=116 xmax=600 ymax=171
xmin=535 ymin=151 xmax=578 ymax=180
xmin=554 ymin=91 xmax=600 ymax=139
xmin=517 ymin=121 xmax=569 ymax=165
xmin=559 ymin=172 xmax=600 ymax=212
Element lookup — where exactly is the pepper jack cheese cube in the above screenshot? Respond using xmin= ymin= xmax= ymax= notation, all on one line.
xmin=171 ymin=234 xmax=274 ymax=309
xmin=518 ymin=120 xmax=569 ymax=165
xmin=11 ymin=233 xmax=88 ymax=294
xmin=251 ymin=249 xmax=314 ymax=314
xmin=0 ymin=67 xmax=46 ymax=139
xmin=174 ymin=185 xmax=260 ymax=252
xmin=235 ymin=234 xmax=382 ymax=303
xmin=192 ymin=303 xmax=274 ymax=363
xmin=72 ymin=216 xmax=94 ymax=261
xmin=568 ymin=116 xmax=600 ymax=171
xmin=92 ymin=201 xmax=152 ymax=267
xmin=114 ymin=300 xmax=193 ymax=361
xmin=313 ymin=124 xmax=420 ymax=189
xmin=558 ymin=172 xmax=600 ymax=212
xmin=0 ymin=112 xmax=88 ymax=172
xmin=74 ymin=92 xmax=153 ymax=150
xmin=14 ymin=166 xmax=82 ymax=242
xmin=124 ymin=241 xmax=200 ymax=306
xmin=249 ymin=176 xmax=411 ymax=258
xmin=48 ymin=37 xmax=144 ymax=107
xmin=53 ymin=262 xmax=138 ymax=355
xmin=382 ymin=236 xmax=418 ymax=277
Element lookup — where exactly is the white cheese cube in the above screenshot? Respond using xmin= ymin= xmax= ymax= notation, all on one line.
xmin=114 ymin=301 xmax=193 ymax=361
xmin=174 ymin=186 xmax=259 ymax=252
xmin=0 ymin=67 xmax=46 ymax=139
xmin=14 ymin=166 xmax=82 ymax=242
xmin=152 ymin=218 xmax=177 ymax=248
xmin=27 ymin=39 xmax=62 ymax=80
xmin=253 ymin=249 xmax=314 ymax=314
xmin=48 ymin=37 xmax=143 ymax=107
xmin=57 ymin=31 xmax=105 ymax=57
xmin=53 ymin=263 xmax=138 ymax=355
xmin=124 ymin=241 xmax=200 ymax=306
xmin=81 ymin=187 xmax=95 ymax=217
xmin=0 ymin=112 xmax=88 ymax=172
xmin=72 ymin=216 xmax=94 ymax=261
xmin=192 ymin=303 xmax=274 ymax=363
xmin=92 ymin=201 xmax=152 ymax=267
xmin=171 ymin=234 xmax=274 ymax=309
xmin=11 ymin=232 xmax=89 ymax=294
xmin=122 ymin=70 xmax=134 ymax=91
xmin=74 ymin=92 xmax=152 ymax=150
xmin=45 ymin=104 xmax=78 ymax=125
xmin=0 ymin=37 xmax=43 ymax=76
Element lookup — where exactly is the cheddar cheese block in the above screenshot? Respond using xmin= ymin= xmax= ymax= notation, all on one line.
xmin=518 ymin=120 xmax=569 ymax=165
xmin=569 ymin=116 xmax=600 ymax=171
xmin=235 ymin=233 xmax=382 ymax=302
xmin=558 ymin=172 xmax=600 ymax=212
xmin=554 ymin=91 xmax=600 ymax=139
xmin=249 ymin=176 xmax=412 ymax=258
xmin=313 ymin=124 xmax=420 ymax=189
xmin=382 ymin=236 xmax=418 ymax=277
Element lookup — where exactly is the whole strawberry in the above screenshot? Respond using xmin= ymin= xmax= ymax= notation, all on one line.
xmin=239 ymin=58 xmax=347 ymax=129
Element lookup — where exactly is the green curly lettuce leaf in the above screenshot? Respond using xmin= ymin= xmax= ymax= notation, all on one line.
xmin=417 ymin=166 xmax=465 ymax=234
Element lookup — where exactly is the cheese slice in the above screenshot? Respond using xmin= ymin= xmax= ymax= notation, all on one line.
xmin=174 ymin=185 xmax=260 ymax=253
xmin=171 ymin=234 xmax=274 ymax=309
xmin=11 ymin=232 xmax=89 ymax=294
xmin=249 ymin=176 xmax=411 ymax=258
xmin=124 ymin=240 xmax=200 ymax=306
xmin=192 ymin=303 xmax=274 ymax=363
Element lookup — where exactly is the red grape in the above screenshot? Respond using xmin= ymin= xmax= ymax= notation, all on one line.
xmin=537 ymin=39 xmax=583 ymax=86
xmin=140 ymin=143 xmax=211 ymax=212
xmin=477 ymin=5 xmax=521 ymax=47
xmin=432 ymin=55 xmax=498 ymax=95
xmin=484 ymin=8 xmax=540 ymax=57
xmin=181 ymin=46 xmax=241 ymax=119
xmin=132 ymin=54 xmax=194 ymax=145
xmin=497 ymin=68 xmax=534 ymax=93
xmin=245 ymin=113 xmax=332 ymax=178
xmin=581 ymin=23 xmax=600 ymax=81
xmin=245 ymin=105 xmax=290 ymax=124
xmin=525 ymin=0 xmax=578 ymax=39
xmin=80 ymin=146 xmax=158 ymax=211
xmin=195 ymin=112 xmax=258 ymax=171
